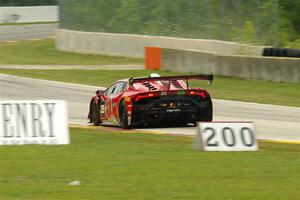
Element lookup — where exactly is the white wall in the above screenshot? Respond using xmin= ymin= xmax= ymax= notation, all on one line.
xmin=0 ymin=6 xmax=58 ymax=23
xmin=56 ymin=29 xmax=263 ymax=58
xmin=162 ymin=48 xmax=300 ymax=83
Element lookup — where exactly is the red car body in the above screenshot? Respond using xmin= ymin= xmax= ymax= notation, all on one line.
xmin=88 ymin=74 xmax=213 ymax=128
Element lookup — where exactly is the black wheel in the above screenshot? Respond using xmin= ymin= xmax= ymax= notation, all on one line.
xmin=201 ymin=100 xmax=213 ymax=121
xmin=91 ymin=101 xmax=101 ymax=126
xmin=205 ymin=110 xmax=213 ymax=121
xmin=119 ymin=101 xmax=130 ymax=129
xmin=200 ymin=109 xmax=213 ymax=121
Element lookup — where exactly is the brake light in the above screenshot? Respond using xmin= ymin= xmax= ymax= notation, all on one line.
xmin=199 ymin=92 xmax=207 ymax=99
xmin=134 ymin=93 xmax=155 ymax=101
xmin=188 ymin=90 xmax=207 ymax=99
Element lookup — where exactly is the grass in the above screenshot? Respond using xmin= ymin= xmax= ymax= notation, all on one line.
xmin=0 ymin=69 xmax=299 ymax=107
xmin=0 ymin=39 xmax=143 ymax=65
xmin=0 ymin=128 xmax=299 ymax=200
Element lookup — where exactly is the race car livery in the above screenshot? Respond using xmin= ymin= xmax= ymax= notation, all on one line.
xmin=88 ymin=74 xmax=213 ymax=128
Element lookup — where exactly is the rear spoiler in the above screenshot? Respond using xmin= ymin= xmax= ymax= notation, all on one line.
xmin=129 ymin=74 xmax=213 ymax=87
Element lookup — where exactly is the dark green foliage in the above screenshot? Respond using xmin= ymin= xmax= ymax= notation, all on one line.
xmin=279 ymin=0 xmax=300 ymax=47
xmin=280 ymin=0 xmax=300 ymax=34
xmin=58 ymin=0 xmax=299 ymax=47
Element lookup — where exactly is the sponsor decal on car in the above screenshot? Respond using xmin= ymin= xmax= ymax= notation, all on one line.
xmin=124 ymin=96 xmax=131 ymax=102
xmin=166 ymin=109 xmax=181 ymax=112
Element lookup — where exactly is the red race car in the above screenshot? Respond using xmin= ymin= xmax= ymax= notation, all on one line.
xmin=88 ymin=74 xmax=213 ymax=128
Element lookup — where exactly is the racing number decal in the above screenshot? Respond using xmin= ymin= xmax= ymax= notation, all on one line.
xmin=105 ymin=98 xmax=112 ymax=119
xmin=100 ymin=104 xmax=105 ymax=114
xmin=99 ymin=100 xmax=106 ymax=120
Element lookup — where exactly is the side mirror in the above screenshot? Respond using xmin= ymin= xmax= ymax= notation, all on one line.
xmin=96 ymin=90 xmax=104 ymax=97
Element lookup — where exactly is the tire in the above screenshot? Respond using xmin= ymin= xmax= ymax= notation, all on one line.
xmin=201 ymin=100 xmax=213 ymax=121
xmin=262 ymin=48 xmax=271 ymax=56
xmin=274 ymin=48 xmax=281 ymax=57
xmin=269 ymin=48 xmax=275 ymax=56
xmin=287 ymin=49 xmax=299 ymax=58
xmin=281 ymin=48 xmax=288 ymax=57
xmin=119 ymin=101 xmax=130 ymax=129
xmin=263 ymin=47 xmax=300 ymax=58
xmin=201 ymin=109 xmax=213 ymax=121
xmin=297 ymin=50 xmax=300 ymax=58
xmin=91 ymin=100 xmax=101 ymax=126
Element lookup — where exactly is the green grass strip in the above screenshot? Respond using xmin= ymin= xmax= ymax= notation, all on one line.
xmin=0 ymin=39 xmax=143 ymax=65
xmin=0 ymin=128 xmax=299 ymax=200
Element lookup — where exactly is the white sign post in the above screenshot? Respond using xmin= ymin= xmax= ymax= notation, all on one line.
xmin=194 ymin=122 xmax=258 ymax=151
xmin=0 ymin=100 xmax=69 ymax=145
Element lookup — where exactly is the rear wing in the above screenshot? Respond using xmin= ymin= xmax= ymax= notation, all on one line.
xmin=129 ymin=74 xmax=213 ymax=88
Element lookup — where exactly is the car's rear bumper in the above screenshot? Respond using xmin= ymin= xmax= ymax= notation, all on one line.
xmin=131 ymin=96 xmax=212 ymax=127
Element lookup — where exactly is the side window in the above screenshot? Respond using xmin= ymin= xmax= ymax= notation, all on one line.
xmin=113 ymin=82 xmax=126 ymax=94
xmin=104 ymin=82 xmax=126 ymax=96
xmin=105 ymin=84 xmax=117 ymax=96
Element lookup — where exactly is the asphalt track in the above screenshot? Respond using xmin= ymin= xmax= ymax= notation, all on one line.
xmin=1 ymin=74 xmax=299 ymax=142
xmin=0 ymin=24 xmax=56 ymax=41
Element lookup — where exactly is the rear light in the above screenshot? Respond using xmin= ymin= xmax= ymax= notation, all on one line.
xmin=134 ymin=93 xmax=156 ymax=101
xmin=187 ymin=90 xmax=207 ymax=99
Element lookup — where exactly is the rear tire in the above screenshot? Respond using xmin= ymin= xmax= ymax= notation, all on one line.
xmin=201 ymin=100 xmax=213 ymax=121
xmin=91 ymin=101 xmax=101 ymax=126
xmin=202 ymin=110 xmax=213 ymax=121
xmin=119 ymin=101 xmax=130 ymax=129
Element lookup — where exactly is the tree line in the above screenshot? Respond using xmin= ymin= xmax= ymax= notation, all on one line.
xmin=1 ymin=0 xmax=299 ymax=47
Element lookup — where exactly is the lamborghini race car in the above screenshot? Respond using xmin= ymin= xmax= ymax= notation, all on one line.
xmin=88 ymin=74 xmax=213 ymax=128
